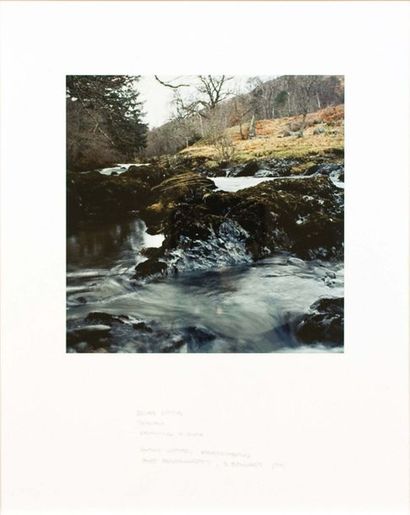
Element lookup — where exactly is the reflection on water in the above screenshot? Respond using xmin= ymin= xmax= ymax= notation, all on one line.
xmin=67 ymin=217 xmax=343 ymax=352
xmin=67 ymin=219 xmax=163 ymax=271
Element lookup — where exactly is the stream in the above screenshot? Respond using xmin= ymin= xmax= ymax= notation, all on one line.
xmin=67 ymin=174 xmax=344 ymax=353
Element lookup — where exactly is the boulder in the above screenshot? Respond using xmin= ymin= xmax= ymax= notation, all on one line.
xmin=134 ymin=259 xmax=167 ymax=279
xmin=67 ymin=170 xmax=151 ymax=228
xmin=134 ymin=174 xmax=344 ymax=278
xmin=234 ymin=160 xmax=260 ymax=177
xmin=150 ymin=172 xmax=216 ymax=203
xmin=295 ymin=297 xmax=344 ymax=347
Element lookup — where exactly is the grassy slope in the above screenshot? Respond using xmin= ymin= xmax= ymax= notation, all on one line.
xmin=179 ymin=105 xmax=344 ymax=163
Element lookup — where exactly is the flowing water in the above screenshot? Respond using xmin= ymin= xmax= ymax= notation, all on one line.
xmin=212 ymin=172 xmax=344 ymax=193
xmin=67 ymin=175 xmax=344 ymax=353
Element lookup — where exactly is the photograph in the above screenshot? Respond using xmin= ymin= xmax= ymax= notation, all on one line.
xmin=2 ymin=2 xmax=409 ymax=514
xmin=66 ymin=74 xmax=345 ymax=353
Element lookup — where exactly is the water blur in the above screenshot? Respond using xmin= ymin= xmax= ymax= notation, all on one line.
xmin=67 ymin=216 xmax=343 ymax=352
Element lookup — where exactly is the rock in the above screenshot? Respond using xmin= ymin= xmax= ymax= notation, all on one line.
xmin=68 ymin=313 xmax=206 ymax=353
xmin=67 ymin=324 xmax=111 ymax=351
xmin=309 ymin=162 xmax=343 ymax=177
xmin=134 ymin=259 xmax=167 ymax=279
xmin=254 ymin=169 xmax=280 ymax=178
xmin=313 ymin=126 xmax=326 ymax=135
xmin=295 ymin=297 xmax=344 ymax=347
xmin=135 ymin=174 xmax=343 ymax=279
xmin=287 ymin=257 xmax=305 ymax=266
xmin=235 ymin=160 xmax=260 ymax=177
xmin=76 ymin=341 xmax=89 ymax=352
xmin=232 ymin=175 xmax=344 ymax=260
xmin=160 ymin=338 xmax=186 ymax=353
xmin=163 ymin=219 xmax=252 ymax=275
xmin=132 ymin=321 xmax=153 ymax=332
xmin=67 ymin=170 xmax=151 ymax=227
xmin=202 ymin=191 xmax=238 ymax=214
xmin=182 ymin=326 xmax=217 ymax=352
xmin=151 ymin=172 xmax=216 ymax=203
xmin=264 ymin=157 xmax=300 ymax=176
xmin=141 ymin=246 xmax=163 ymax=260
xmin=67 ymin=164 xmax=193 ymax=229
xmin=289 ymin=121 xmax=303 ymax=132
xmin=124 ymin=164 xmax=173 ymax=187
xmin=85 ymin=312 xmax=128 ymax=325
xmin=68 ymin=324 xmax=111 ymax=337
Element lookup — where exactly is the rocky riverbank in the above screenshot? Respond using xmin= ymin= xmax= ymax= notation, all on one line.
xmin=136 ymin=171 xmax=344 ymax=279
xmin=67 ymin=155 xmax=344 ymax=351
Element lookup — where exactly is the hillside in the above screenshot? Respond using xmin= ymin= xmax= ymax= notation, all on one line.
xmin=145 ymin=75 xmax=344 ymax=158
xmin=179 ymin=104 xmax=344 ymax=164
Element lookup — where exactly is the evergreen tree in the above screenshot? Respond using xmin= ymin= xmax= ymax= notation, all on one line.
xmin=66 ymin=75 xmax=147 ymax=171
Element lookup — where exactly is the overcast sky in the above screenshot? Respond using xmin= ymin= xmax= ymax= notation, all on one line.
xmin=138 ymin=76 xmax=274 ymax=129
xmin=138 ymin=76 xmax=175 ymax=129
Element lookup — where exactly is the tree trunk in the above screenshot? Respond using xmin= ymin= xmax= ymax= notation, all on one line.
xmin=198 ymin=115 xmax=204 ymax=138
xmin=248 ymin=114 xmax=256 ymax=139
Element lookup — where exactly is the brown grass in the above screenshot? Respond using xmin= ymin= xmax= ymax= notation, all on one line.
xmin=180 ymin=105 xmax=344 ymax=162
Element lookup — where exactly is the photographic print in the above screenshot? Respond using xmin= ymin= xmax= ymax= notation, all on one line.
xmin=67 ymin=75 xmax=344 ymax=353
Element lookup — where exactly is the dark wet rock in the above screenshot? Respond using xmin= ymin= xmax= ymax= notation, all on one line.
xmin=67 ymin=313 xmax=219 ymax=353
xmin=160 ymin=338 xmax=186 ymax=353
xmin=226 ymin=157 xmax=325 ymax=178
xmin=306 ymin=162 xmax=343 ymax=177
xmin=124 ymin=164 xmax=174 ymax=187
xmin=254 ymin=169 xmax=280 ymax=178
xmin=202 ymin=190 xmax=239 ymax=214
xmin=165 ymin=220 xmax=252 ymax=276
xmin=141 ymin=172 xmax=217 ymax=233
xmin=85 ymin=312 xmax=129 ymax=325
xmin=111 ymin=171 xmax=119 ymax=176
xmin=235 ymin=160 xmax=260 ymax=177
xmin=67 ymin=170 xmax=151 ymax=228
xmin=140 ymin=246 xmax=163 ymax=260
xmin=134 ymin=259 xmax=167 ymax=279
xmin=295 ymin=297 xmax=344 ymax=347
xmin=132 ymin=321 xmax=153 ymax=332
xmin=67 ymin=164 xmax=215 ymax=231
xmin=230 ymin=175 xmax=344 ymax=260
xmin=205 ymin=165 xmax=230 ymax=178
xmin=150 ymin=172 xmax=216 ymax=203
xmin=182 ymin=326 xmax=217 ymax=352
xmin=135 ymin=174 xmax=343 ymax=278
xmin=67 ymin=324 xmax=111 ymax=352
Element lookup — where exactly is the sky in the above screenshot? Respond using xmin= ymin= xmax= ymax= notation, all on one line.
xmin=137 ymin=76 xmax=273 ymax=129
xmin=138 ymin=76 xmax=175 ymax=129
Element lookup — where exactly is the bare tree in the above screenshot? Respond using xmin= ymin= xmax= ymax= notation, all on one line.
xmin=286 ymin=75 xmax=321 ymax=135
xmin=212 ymin=134 xmax=236 ymax=163
xmin=196 ymin=75 xmax=233 ymax=110
xmin=155 ymin=75 xmax=233 ymax=119
xmin=247 ymin=76 xmax=276 ymax=119
xmin=229 ymin=94 xmax=253 ymax=140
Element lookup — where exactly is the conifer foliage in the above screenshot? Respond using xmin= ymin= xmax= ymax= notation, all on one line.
xmin=66 ymin=75 xmax=147 ymax=171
